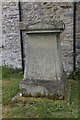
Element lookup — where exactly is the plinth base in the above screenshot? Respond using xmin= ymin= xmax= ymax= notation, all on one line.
xmin=19 ymin=78 xmax=66 ymax=100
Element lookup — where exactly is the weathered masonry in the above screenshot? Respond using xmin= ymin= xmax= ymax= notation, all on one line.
xmin=20 ymin=21 xmax=67 ymax=99
xmin=2 ymin=2 xmax=80 ymax=72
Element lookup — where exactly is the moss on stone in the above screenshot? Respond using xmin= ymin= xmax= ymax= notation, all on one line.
xmin=22 ymin=92 xmax=64 ymax=100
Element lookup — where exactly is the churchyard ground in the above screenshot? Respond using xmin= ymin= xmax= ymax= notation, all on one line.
xmin=1 ymin=66 xmax=79 ymax=118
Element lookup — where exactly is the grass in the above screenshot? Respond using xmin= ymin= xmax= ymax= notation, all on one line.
xmin=2 ymin=66 xmax=23 ymax=105
xmin=68 ymin=68 xmax=80 ymax=81
xmin=0 ymin=67 xmax=2 ymax=119
xmin=1 ymin=66 xmax=79 ymax=118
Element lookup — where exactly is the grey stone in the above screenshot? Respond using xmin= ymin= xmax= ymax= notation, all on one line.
xmin=1 ymin=2 xmax=80 ymax=72
xmin=20 ymin=21 xmax=67 ymax=98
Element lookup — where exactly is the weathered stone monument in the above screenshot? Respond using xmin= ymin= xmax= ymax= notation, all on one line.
xmin=20 ymin=21 xmax=67 ymax=99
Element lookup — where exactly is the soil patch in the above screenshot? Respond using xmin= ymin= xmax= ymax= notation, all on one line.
xmin=0 ymin=80 xmax=10 ymax=85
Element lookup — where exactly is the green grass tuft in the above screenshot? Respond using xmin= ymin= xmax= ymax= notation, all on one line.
xmin=2 ymin=65 xmax=23 ymax=80
xmin=2 ymin=66 xmax=23 ymax=105
xmin=68 ymin=68 xmax=80 ymax=81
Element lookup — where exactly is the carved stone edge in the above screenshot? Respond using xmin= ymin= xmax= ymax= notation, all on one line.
xmin=19 ymin=21 xmax=65 ymax=31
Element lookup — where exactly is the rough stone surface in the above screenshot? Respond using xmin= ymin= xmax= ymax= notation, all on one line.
xmin=76 ymin=3 xmax=80 ymax=68
xmin=20 ymin=21 xmax=67 ymax=97
xmin=20 ymin=79 xmax=65 ymax=97
xmin=2 ymin=2 xmax=80 ymax=72
xmin=23 ymin=26 xmax=64 ymax=79
xmin=2 ymin=2 xmax=22 ymax=68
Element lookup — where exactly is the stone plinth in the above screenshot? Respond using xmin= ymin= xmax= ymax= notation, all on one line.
xmin=20 ymin=21 xmax=67 ymax=99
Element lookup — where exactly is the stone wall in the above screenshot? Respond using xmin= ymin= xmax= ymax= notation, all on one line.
xmin=0 ymin=2 xmax=2 ymax=67
xmin=2 ymin=2 xmax=22 ymax=68
xmin=76 ymin=3 xmax=80 ymax=68
xmin=2 ymin=2 xmax=80 ymax=72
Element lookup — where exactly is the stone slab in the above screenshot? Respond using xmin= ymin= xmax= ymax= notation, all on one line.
xmin=24 ymin=33 xmax=64 ymax=81
xmin=20 ymin=78 xmax=65 ymax=97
